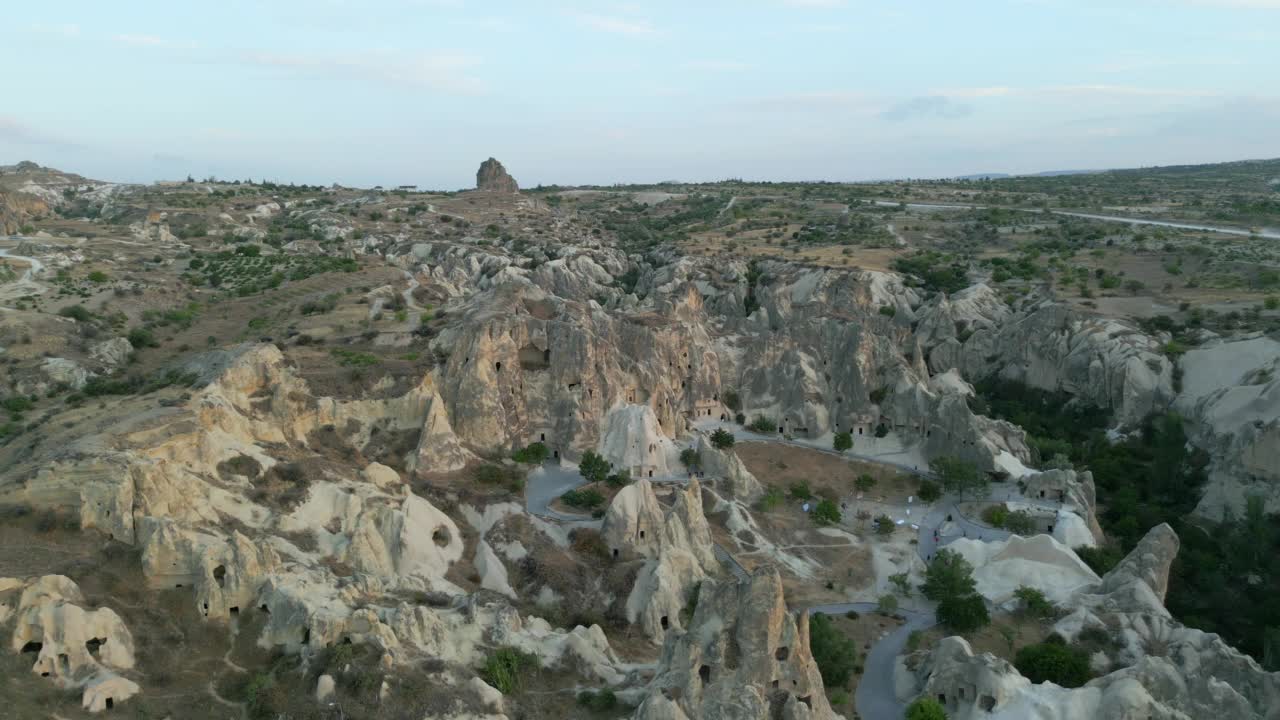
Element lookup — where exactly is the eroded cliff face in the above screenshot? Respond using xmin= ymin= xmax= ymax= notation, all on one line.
xmin=1176 ymin=335 xmax=1280 ymax=518
xmin=635 ymin=567 xmax=842 ymax=720
xmin=0 ymin=344 xmax=627 ymax=701
xmin=906 ymin=524 xmax=1280 ymax=720
xmin=921 ymin=295 xmax=1175 ymax=427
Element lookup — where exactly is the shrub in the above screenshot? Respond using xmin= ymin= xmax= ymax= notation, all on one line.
xmin=748 ymin=415 xmax=776 ymax=433
xmin=809 ymin=613 xmax=858 ymax=687
xmin=757 ymin=486 xmax=785 ymax=511
xmin=874 ymin=515 xmax=895 ymax=535
xmin=1015 ymin=640 xmax=1092 ymax=687
xmin=127 ymin=327 xmax=158 ymax=348
xmin=833 ymin=431 xmax=852 ymax=453
xmin=58 ymin=305 xmax=94 ymax=322
xmin=811 ymin=499 xmax=841 ymax=526
xmin=855 ymin=473 xmax=876 ymax=492
xmin=905 ymin=697 xmax=947 ymax=720
xmin=878 ymin=305 xmax=896 ymax=318
xmin=478 ymin=647 xmax=539 ymax=694
xmin=982 ymin=504 xmax=1010 ymax=528
xmin=1014 ymin=586 xmax=1056 ymax=618
xmin=511 ymin=442 xmax=549 ymax=464
xmin=87 ymin=270 xmax=109 ymax=283
xmin=710 ymin=428 xmax=735 ymax=449
xmin=878 ymin=594 xmax=898 ymax=614
xmin=1004 ymin=510 xmax=1037 ymax=535
xmin=789 ymin=482 xmax=812 ymax=501
xmin=605 ymin=469 xmax=632 ymax=488
xmin=561 ymin=488 xmax=605 ymax=509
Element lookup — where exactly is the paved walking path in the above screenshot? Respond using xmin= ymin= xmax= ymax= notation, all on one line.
xmin=521 ymin=424 xmax=1058 ymax=720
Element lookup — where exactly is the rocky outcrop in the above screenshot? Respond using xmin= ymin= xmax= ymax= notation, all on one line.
xmin=907 ymin=524 xmax=1280 ymax=720
xmin=89 ymin=337 xmax=133 ymax=370
xmin=1020 ymin=468 xmax=1105 ymax=547
xmin=601 ymin=479 xmax=665 ymax=559
xmin=694 ymin=431 xmax=763 ymax=501
xmin=2 ymin=575 xmax=140 ymax=713
xmin=945 ymin=534 xmax=1101 ymax=608
xmin=924 ymin=301 xmax=1175 ymax=427
xmin=1093 ymin=522 xmax=1178 ymax=613
xmin=608 ymin=479 xmax=721 ymax=642
xmin=634 ymin=567 xmax=840 ymax=720
xmin=475 ymin=157 xmax=518 ymax=193
xmin=1175 ymin=335 xmax=1280 ymax=517
xmin=599 ymin=404 xmax=681 ymax=479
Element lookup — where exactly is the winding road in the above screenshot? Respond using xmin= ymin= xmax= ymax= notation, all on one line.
xmin=0 ymin=239 xmax=48 ymax=308
xmin=522 ymin=423 xmax=1059 ymax=719
xmin=871 ymin=200 xmax=1280 ymax=240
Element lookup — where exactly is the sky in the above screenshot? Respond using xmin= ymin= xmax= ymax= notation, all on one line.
xmin=2 ymin=0 xmax=1278 ymax=189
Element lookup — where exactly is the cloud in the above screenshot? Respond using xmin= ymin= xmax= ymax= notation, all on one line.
xmin=937 ymin=85 xmax=1219 ymax=101
xmin=572 ymin=13 xmax=655 ymax=35
xmin=0 ymin=116 xmax=82 ymax=149
xmin=880 ymin=95 xmax=972 ymax=121
xmin=28 ymin=23 xmax=81 ymax=37
xmin=240 ymin=50 xmax=484 ymax=94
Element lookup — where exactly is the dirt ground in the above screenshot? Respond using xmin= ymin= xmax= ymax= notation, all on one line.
xmin=917 ymin=613 xmax=1050 ymax=665
xmin=736 ymin=442 xmax=922 ymax=505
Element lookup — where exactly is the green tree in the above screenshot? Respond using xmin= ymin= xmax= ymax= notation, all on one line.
xmin=878 ymin=594 xmax=899 ymax=614
xmin=809 ymin=613 xmax=859 ymax=687
xmin=855 ymin=473 xmax=877 ymax=492
xmin=833 ymin=431 xmax=853 ymax=453
xmin=874 ymin=515 xmax=895 ymax=535
xmin=578 ymin=450 xmax=612 ymax=484
xmin=921 ymin=549 xmax=977 ymax=600
xmin=937 ymin=594 xmax=989 ymax=633
xmin=1014 ymin=640 xmax=1092 ymax=687
xmin=811 ymin=499 xmax=841 ymax=526
xmin=930 ymin=456 xmax=987 ymax=500
xmin=710 ymin=428 xmax=735 ymax=450
xmin=917 ymin=480 xmax=942 ymax=502
xmin=905 ymin=697 xmax=948 ymax=720
xmin=679 ymin=447 xmax=699 ymax=468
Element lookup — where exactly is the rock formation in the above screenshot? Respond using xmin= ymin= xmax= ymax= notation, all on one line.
xmin=1019 ymin=468 xmax=1105 ymax=547
xmin=1175 ymin=335 xmax=1280 ymax=517
xmin=905 ymin=524 xmax=1280 ymax=719
xmin=922 ymin=300 xmax=1175 ymax=427
xmin=2 ymin=575 xmax=140 ymax=713
xmin=634 ymin=567 xmax=841 ymax=720
xmin=694 ymin=430 xmax=763 ymax=500
xmin=603 ymin=479 xmax=721 ymax=642
xmin=475 ymin=157 xmax=518 ymax=193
